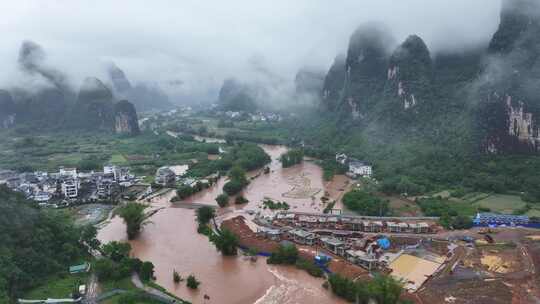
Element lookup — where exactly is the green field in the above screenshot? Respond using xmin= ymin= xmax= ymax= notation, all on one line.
xmin=110 ymin=153 xmax=127 ymax=164
xmin=24 ymin=273 xmax=88 ymax=300
xmin=0 ymin=130 xmax=219 ymax=177
xmin=472 ymin=194 xmax=527 ymax=214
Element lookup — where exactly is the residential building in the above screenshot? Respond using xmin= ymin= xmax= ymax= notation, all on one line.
xmin=97 ymin=179 xmax=118 ymax=198
xmin=320 ymin=237 xmax=346 ymax=255
xmin=33 ymin=191 xmax=52 ymax=202
xmin=288 ymin=229 xmax=317 ymax=245
xmin=335 ymin=153 xmax=348 ymax=165
xmin=348 ymin=160 xmax=372 ymax=177
xmin=104 ymin=165 xmax=131 ymax=182
xmin=155 ymin=167 xmax=176 ymax=186
xmin=62 ymin=179 xmax=79 ymax=198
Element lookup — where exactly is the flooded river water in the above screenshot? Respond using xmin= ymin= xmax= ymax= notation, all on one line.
xmin=98 ymin=144 xmax=349 ymax=304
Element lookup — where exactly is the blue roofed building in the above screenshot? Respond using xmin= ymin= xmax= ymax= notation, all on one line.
xmin=473 ymin=213 xmax=529 ymax=226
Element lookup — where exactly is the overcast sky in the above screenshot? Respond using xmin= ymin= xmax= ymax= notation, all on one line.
xmin=0 ymin=0 xmax=502 ymax=102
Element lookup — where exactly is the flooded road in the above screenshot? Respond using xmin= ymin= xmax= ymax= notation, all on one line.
xmin=98 ymin=144 xmax=349 ymax=304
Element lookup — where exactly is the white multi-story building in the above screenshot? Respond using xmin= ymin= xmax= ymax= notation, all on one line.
xmin=62 ymin=179 xmax=79 ymax=198
xmin=348 ymin=160 xmax=372 ymax=178
xmin=104 ymin=165 xmax=130 ymax=182
xmin=33 ymin=191 xmax=52 ymax=202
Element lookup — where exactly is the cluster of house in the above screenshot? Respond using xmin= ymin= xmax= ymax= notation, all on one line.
xmin=335 ymin=153 xmax=372 ymax=178
xmin=214 ymin=110 xmax=283 ymax=122
xmin=258 ymin=224 xmax=429 ymax=273
xmin=272 ymin=212 xmax=435 ymax=234
xmin=0 ymin=164 xmax=139 ymax=206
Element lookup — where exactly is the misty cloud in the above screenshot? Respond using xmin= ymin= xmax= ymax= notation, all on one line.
xmin=17 ymin=40 xmax=70 ymax=92
xmin=0 ymin=0 xmax=502 ymax=104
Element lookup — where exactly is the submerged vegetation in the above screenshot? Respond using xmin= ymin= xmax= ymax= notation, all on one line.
xmin=117 ymin=202 xmax=149 ymax=240
xmin=280 ymin=149 xmax=304 ymax=168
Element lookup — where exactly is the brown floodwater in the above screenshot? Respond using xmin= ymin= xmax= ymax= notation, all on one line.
xmin=97 ymin=144 xmax=349 ymax=304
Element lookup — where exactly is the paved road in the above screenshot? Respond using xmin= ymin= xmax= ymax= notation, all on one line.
xmin=131 ymin=273 xmax=184 ymax=303
xmin=83 ymin=273 xmax=99 ymax=304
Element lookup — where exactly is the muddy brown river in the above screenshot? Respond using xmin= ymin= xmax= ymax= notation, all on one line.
xmin=98 ymin=144 xmax=349 ymax=304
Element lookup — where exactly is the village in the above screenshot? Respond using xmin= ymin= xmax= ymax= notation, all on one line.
xmin=3 ymin=139 xmax=540 ymax=304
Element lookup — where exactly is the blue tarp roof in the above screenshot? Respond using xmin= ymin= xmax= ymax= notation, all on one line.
xmin=377 ymin=238 xmax=391 ymax=250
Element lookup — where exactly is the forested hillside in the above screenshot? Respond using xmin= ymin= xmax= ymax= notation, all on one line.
xmin=0 ymin=186 xmax=86 ymax=302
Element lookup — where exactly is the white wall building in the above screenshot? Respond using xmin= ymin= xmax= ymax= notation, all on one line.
xmin=348 ymin=160 xmax=372 ymax=177
xmin=62 ymin=179 xmax=79 ymax=198
xmin=59 ymin=167 xmax=78 ymax=179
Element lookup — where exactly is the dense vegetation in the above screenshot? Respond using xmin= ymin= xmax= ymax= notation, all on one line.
xmin=280 ymin=149 xmax=304 ymax=168
xmin=417 ymin=197 xmax=473 ymax=229
xmin=187 ymin=142 xmax=270 ymax=178
xmin=210 ymin=228 xmax=239 ymax=256
xmin=342 ymin=190 xmax=389 ymax=216
xmin=117 ymin=202 xmax=149 ymax=240
xmin=95 ymin=241 xmax=155 ymax=283
xmin=223 ymin=166 xmax=249 ymax=196
xmin=215 ymin=194 xmax=230 ymax=207
xmin=196 ymin=206 xmax=215 ymax=234
xmin=0 ymin=186 xmax=87 ymax=302
xmin=262 ymin=199 xmax=290 ymax=210
xmin=267 ymin=243 xmax=323 ymax=277
xmin=328 ymin=274 xmax=407 ymax=304
xmin=0 ymin=130 xmax=218 ymax=179
xmin=173 ymin=180 xmax=213 ymax=201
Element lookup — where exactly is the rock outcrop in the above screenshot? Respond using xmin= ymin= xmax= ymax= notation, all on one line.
xmin=477 ymin=0 xmax=540 ymax=153
xmin=71 ymin=77 xmax=140 ymax=135
xmin=114 ymin=100 xmax=140 ymax=135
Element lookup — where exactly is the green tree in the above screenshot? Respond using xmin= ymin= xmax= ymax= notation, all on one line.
xmin=102 ymin=241 xmax=132 ymax=262
xmin=223 ymin=179 xmax=245 ymax=196
xmin=228 ymin=166 xmax=247 ymax=184
xmin=216 ymin=194 xmax=229 ymax=207
xmin=176 ymin=185 xmax=195 ymax=200
xmin=80 ymin=224 xmax=101 ymax=251
xmin=196 ymin=206 xmax=215 ymax=225
xmin=210 ymin=228 xmax=238 ymax=255
xmin=117 ymin=203 xmax=149 ymax=240
xmin=367 ymin=275 xmax=404 ymax=304
xmin=139 ymin=261 xmax=155 ymax=282
xmin=267 ymin=243 xmax=299 ymax=264
xmin=280 ymin=149 xmax=304 ymax=168
xmin=93 ymin=258 xmax=116 ymax=281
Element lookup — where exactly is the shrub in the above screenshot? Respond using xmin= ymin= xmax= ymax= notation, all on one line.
xmin=235 ymin=195 xmax=249 ymax=204
xmin=186 ymin=275 xmax=200 ymax=289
